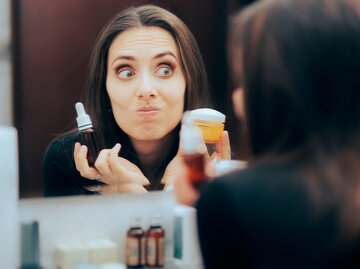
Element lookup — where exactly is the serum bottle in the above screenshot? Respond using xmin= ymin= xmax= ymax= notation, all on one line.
xmin=75 ymin=102 xmax=101 ymax=167
xmin=126 ymin=217 xmax=146 ymax=268
xmin=146 ymin=214 xmax=165 ymax=267
xmin=181 ymin=112 xmax=208 ymax=191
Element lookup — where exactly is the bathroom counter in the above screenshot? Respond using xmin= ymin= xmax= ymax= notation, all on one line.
xmin=142 ymin=264 xmax=203 ymax=269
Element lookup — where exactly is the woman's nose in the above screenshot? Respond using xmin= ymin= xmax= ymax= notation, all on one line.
xmin=136 ymin=74 xmax=157 ymax=100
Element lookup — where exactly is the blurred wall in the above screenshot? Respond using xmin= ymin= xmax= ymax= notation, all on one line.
xmin=0 ymin=0 xmax=12 ymax=126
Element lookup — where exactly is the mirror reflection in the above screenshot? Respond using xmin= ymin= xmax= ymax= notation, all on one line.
xmin=14 ymin=1 xmax=246 ymax=198
xmin=43 ymin=4 xmax=213 ymax=196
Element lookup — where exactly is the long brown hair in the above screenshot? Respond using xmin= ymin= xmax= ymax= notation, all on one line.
xmin=82 ymin=5 xmax=210 ymax=149
xmin=230 ymin=0 xmax=360 ymax=235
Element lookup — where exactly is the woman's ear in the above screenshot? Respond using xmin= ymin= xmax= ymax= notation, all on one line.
xmin=232 ymin=87 xmax=245 ymax=119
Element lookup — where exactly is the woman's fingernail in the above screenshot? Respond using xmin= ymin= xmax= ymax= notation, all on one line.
xmin=112 ymin=143 xmax=121 ymax=154
xmin=81 ymin=145 xmax=88 ymax=153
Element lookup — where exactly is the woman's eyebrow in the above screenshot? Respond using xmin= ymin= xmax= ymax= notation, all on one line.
xmin=154 ymin=51 xmax=177 ymax=60
xmin=111 ymin=51 xmax=177 ymax=65
xmin=111 ymin=55 xmax=135 ymax=65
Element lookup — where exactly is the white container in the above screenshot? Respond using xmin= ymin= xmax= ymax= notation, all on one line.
xmin=173 ymin=205 xmax=203 ymax=269
xmin=215 ymin=160 xmax=247 ymax=176
xmin=0 ymin=127 xmax=19 ymax=269
xmin=190 ymin=108 xmax=226 ymax=144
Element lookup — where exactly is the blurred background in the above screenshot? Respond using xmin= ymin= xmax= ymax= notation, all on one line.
xmin=6 ymin=0 xmax=255 ymax=198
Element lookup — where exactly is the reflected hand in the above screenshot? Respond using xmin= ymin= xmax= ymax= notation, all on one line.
xmin=161 ymin=155 xmax=183 ymax=187
xmin=161 ymin=128 xmax=209 ymax=188
xmin=74 ymin=142 xmax=149 ymax=194
xmin=172 ymin=129 xmax=232 ymax=205
xmin=211 ymin=130 xmax=231 ymax=160
xmin=173 ymin=161 xmax=200 ymax=206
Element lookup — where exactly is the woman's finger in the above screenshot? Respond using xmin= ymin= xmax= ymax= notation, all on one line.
xmin=118 ymin=183 xmax=148 ymax=193
xmin=107 ymin=143 xmax=122 ymax=174
xmin=74 ymin=142 xmax=81 ymax=156
xmin=108 ymin=144 xmax=133 ymax=182
xmin=74 ymin=144 xmax=98 ymax=179
xmin=100 ymin=182 xmax=148 ymax=194
xmin=94 ymin=149 xmax=112 ymax=182
xmin=213 ymin=131 xmax=231 ymax=160
xmin=108 ymin=144 xmax=149 ymax=185
xmin=173 ymin=166 xmax=200 ymax=206
xmin=219 ymin=131 xmax=231 ymax=160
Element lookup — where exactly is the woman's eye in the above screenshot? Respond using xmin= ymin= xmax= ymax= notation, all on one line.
xmin=118 ymin=69 xmax=135 ymax=79
xmin=157 ymin=66 xmax=173 ymax=77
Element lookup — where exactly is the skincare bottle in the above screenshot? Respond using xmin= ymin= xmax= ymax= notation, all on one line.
xmin=126 ymin=217 xmax=145 ymax=268
xmin=20 ymin=221 xmax=43 ymax=269
xmin=146 ymin=214 xmax=165 ymax=267
xmin=181 ymin=112 xmax=208 ymax=191
xmin=190 ymin=108 xmax=226 ymax=156
xmin=75 ymin=102 xmax=101 ymax=167
xmin=173 ymin=205 xmax=203 ymax=268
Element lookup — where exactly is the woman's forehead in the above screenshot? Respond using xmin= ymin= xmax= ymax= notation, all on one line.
xmin=108 ymin=26 xmax=179 ymax=60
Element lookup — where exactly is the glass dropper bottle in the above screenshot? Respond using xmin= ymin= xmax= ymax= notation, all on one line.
xmin=75 ymin=102 xmax=101 ymax=167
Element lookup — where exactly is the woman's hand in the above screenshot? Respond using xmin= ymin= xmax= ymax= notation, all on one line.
xmin=211 ymin=130 xmax=231 ymax=160
xmin=161 ymin=126 xmax=209 ymax=188
xmin=173 ymin=161 xmax=200 ymax=206
xmin=74 ymin=143 xmax=149 ymax=194
xmin=171 ymin=130 xmax=230 ymax=205
xmin=161 ymin=155 xmax=184 ymax=187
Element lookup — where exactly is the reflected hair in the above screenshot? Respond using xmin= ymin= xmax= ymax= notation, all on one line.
xmin=237 ymin=0 xmax=360 ymax=157
xmin=82 ymin=5 xmax=210 ymax=149
xmin=230 ymin=0 xmax=360 ymax=235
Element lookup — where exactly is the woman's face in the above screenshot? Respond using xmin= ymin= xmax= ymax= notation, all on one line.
xmin=106 ymin=26 xmax=186 ymax=142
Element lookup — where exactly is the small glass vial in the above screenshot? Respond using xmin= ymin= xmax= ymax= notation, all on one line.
xmin=146 ymin=214 xmax=165 ymax=267
xmin=126 ymin=217 xmax=145 ymax=268
xmin=75 ymin=102 xmax=101 ymax=167
xmin=190 ymin=108 xmax=226 ymax=156
xmin=181 ymin=112 xmax=209 ymax=191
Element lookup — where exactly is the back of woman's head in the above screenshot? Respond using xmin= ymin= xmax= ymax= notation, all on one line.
xmin=229 ymin=0 xmax=360 ymax=238
xmin=235 ymin=0 xmax=360 ymax=157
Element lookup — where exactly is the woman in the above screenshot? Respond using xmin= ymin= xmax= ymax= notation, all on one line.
xmin=175 ymin=0 xmax=360 ymax=268
xmin=42 ymin=5 xmax=229 ymax=196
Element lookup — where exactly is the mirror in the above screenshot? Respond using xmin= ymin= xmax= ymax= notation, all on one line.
xmin=13 ymin=0 xmax=241 ymax=198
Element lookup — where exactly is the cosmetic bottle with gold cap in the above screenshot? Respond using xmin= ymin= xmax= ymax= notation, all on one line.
xmin=190 ymin=108 xmax=226 ymax=156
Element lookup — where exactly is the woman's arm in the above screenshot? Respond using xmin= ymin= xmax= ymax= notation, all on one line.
xmin=42 ymin=137 xmax=93 ymax=196
xmin=163 ymin=130 xmax=231 ymax=191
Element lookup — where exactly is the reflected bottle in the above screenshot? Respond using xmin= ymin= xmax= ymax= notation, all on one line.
xmin=146 ymin=214 xmax=165 ymax=267
xmin=126 ymin=217 xmax=146 ymax=268
xmin=181 ymin=112 xmax=209 ymax=191
xmin=190 ymin=108 xmax=226 ymax=157
xmin=75 ymin=102 xmax=101 ymax=167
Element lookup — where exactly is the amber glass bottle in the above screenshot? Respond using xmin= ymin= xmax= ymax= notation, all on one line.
xmin=75 ymin=102 xmax=101 ymax=167
xmin=181 ymin=112 xmax=209 ymax=191
xmin=78 ymin=129 xmax=100 ymax=167
xmin=146 ymin=215 xmax=165 ymax=267
xmin=126 ymin=217 xmax=145 ymax=268
xmin=183 ymin=153 xmax=208 ymax=190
